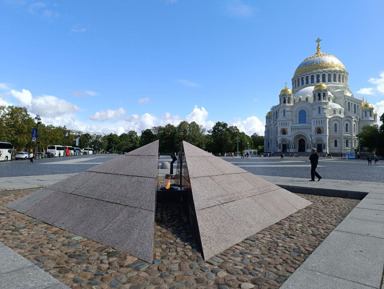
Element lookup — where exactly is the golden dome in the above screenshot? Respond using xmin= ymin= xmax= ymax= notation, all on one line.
xmin=374 ymin=110 xmax=377 ymax=114
xmin=294 ymin=39 xmax=346 ymax=76
xmin=266 ymin=111 xmax=272 ymax=117
xmin=362 ymin=102 xmax=374 ymax=109
xmin=314 ymin=82 xmax=328 ymax=91
xmin=280 ymin=87 xmax=292 ymax=95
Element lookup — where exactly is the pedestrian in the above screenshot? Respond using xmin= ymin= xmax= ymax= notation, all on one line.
xmin=29 ymin=151 xmax=34 ymax=164
xmin=374 ymin=156 xmax=379 ymax=165
xmin=367 ymin=156 xmax=372 ymax=165
xmin=280 ymin=153 xmax=284 ymax=159
xmin=309 ymin=148 xmax=322 ymax=181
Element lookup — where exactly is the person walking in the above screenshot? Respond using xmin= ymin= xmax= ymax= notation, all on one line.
xmin=309 ymin=148 xmax=322 ymax=181
xmin=29 ymin=151 xmax=34 ymax=164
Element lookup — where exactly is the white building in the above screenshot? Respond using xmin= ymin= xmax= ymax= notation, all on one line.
xmin=264 ymin=39 xmax=377 ymax=155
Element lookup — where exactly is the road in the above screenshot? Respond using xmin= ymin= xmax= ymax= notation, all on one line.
xmin=1 ymin=154 xmax=383 ymax=183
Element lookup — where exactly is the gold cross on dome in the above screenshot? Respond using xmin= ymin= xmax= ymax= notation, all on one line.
xmin=316 ymin=38 xmax=322 ymax=54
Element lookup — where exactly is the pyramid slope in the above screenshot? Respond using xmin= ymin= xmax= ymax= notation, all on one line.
xmin=6 ymin=141 xmax=159 ymax=263
xmin=183 ymin=141 xmax=312 ymax=260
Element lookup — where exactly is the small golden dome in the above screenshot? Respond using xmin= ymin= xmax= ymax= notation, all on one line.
xmin=266 ymin=111 xmax=272 ymax=117
xmin=280 ymin=83 xmax=292 ymax=95
xmin=280 ymin=88 xmax=292 ymax=95
xmin=314 ymin=82 xmax=328 ymax=91
xmin=362 ymin=102 xmax=374 ymax=109
xmin=374 ymin=110 xmax=377 ymax=114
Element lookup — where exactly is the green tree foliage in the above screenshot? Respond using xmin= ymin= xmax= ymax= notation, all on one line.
xmin=140 ymin=129 xmax=157 ymax=146
xmin=0 ymin=106 xmax=35 ymax=151
xmin=359 ymin=125 xmax=380 ymax=152
xmin=251 ymin=133 xmax=264 ymax=153
xmin=117 ymin=131 xmax=140 ymax=152
xmin=1 ymin=104 xmax=264 ymax=156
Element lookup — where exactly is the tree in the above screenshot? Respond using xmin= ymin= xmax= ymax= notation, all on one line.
xmin=1 ymin=106 xmax=35 ymax=151
xmin=359 ymin=125 xmax=379 ymax=153
xmin=156 ymin=124 xmax=177 ymax=153
xmin=187 ymin=121 xmax=206 ymax=148
xmin=140 ymin=129 xmax=157 ymax=146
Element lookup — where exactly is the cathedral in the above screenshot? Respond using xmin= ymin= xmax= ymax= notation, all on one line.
xmin=264 ymin=39 xmax=377 ymax=155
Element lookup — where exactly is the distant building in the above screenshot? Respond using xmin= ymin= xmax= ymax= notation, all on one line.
xmin=264 ymin=39 xmax=377 ymax=155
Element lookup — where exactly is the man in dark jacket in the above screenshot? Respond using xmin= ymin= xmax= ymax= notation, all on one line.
xmin=309 ymin=148 xmax=322 ymax=181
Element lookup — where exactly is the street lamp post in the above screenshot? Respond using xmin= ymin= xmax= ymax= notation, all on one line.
xmin=236 ymin=137 xmax=240 ymax=157
xmin=63 ymin=125 xmax=67 ymax=157
xmin=35 ymin=115 xmax=41 ymax=159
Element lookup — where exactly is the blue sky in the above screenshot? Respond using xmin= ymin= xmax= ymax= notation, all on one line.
xmin=1 ymin=0 xmax=384 ymax=136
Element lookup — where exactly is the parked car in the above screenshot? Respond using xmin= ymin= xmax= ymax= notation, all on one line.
xmin=46 ymin=152 xmax=55 ymax=158
xmin=15 ymin=152 xmax=29 ymax=160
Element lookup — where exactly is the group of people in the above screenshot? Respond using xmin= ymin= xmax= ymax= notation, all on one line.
xmin=367 ymin=155 xmax=380 ymax=165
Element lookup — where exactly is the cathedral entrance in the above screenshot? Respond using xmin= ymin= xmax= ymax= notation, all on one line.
xmin=317 ymin=144 xmax=323 ymax=153
xmin=282 ymin=144 xmax=287 ymax=153
xmin=298 ymin=139 xmax=306 ymax=152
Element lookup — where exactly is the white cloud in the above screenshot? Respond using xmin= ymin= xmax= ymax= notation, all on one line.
xmin=72 ymin=90 xmax=98 ymax=97
xmin=31 ymin=95 xmax=80 ymax=117
xmin=138 ymin=97 xmax=150 ymax=103
xmin=0 ymin=95 xmax=9 ymax=106
xmin=368 ymin=72 xmax=384 ymax=95
xmin=357 ymin=88 xmax=374 ymax=95
xmin=89 ymin=108 xmax=126 ymax=121
xmin=71 ymin=25 xmax=88 ymax=33
xmin=374 ymin=100 xmax=384 ymax=118
xmin=230 ymin=116 xmax=265 ymax=136
xmin=176 ymin=79 xmax=201 ymax=87
xmin=10 ymin=89 xmax=33 ymax=106
xmin=9 ymin=89 xmax=79 ymax=118
xmin=0 ymin=83 xmax=11 ymax=90
xmin=226 ymin=0 xmax=254 ymax=18
xmin=357 ymin=72 xmax=384 ymax=96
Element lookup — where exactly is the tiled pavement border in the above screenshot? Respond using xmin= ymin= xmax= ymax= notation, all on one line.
xmin=0 ymin=241 xmax=70 ymax=289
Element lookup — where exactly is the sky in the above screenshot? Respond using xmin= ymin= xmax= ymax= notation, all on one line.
xmin=1 ymin=0 xmax=384 ymax=136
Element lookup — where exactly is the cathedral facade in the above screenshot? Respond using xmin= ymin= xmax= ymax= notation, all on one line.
xmin=264 ymin=39 xmax=377 ymax=155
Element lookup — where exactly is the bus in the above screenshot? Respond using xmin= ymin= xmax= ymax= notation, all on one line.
xmin=83 ymin=147 xmax=93 ymax=155
xmin=47 ymin=145 xmax=65 ymax=157
xmin=0 ymin=142 xmax=14 ymax=161
xmin=65 ymin=146 xmax=74 ymax=156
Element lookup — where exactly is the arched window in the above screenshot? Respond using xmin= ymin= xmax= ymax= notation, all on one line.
xmin=328 ymin=74 xmax=331 ymax=82
xmin=316 ymin=74 xmax=320 ymax=83
xmin=333 ymin=74 xmax=336 ymax=82
xmin=334 ymin=140 xmax=338 ymax=147
xmin=297 ymin=79 xmax=300 ymax=87
xmin=365 ymin=111 xmax=367 ymax=117
xmin=345 ymin=123 xmax=349 ymax=132
xmin=283 ymin=97 xmax=286 ymax=104
xmin=283 ymin=110 xmax=286 ymax=117
xmin=311 ymin=75 xmax=314 ymax=83
xmin=346 ymin=139 xmax=349 ymax=147
xmin=354 ymin=123 xmax=356 ymax=133
xmin=348 ymin=102 xmax=351 ymax=111
xmin=323 ymin=92 xmax=326 ymax=100
xmin=318 ymin=106 xmax=321 ymax=114
xmin=305 ymin=97 xmax=308 ymax=102
xmin=288 ymin=97 xmax=291 ymax=104
xmin=281 ymin=128 xmax=287 ymax=135
xmin=317 ymin=127 xmax=322 ymax=134
xmin=301 ymin=77 xmax=304 ymax=85
xmin=299 ymin=110 xmax=306 ymax=123
xmin=306 ymin=76 xmax=309 ymax=84
xmin=333 ymin=109 xmax=336 ymax=115
xmin=354 ymin=104 xmax=356 ymax=113
xmin=318 ymin=93 xmax=321 ymax=101
xmin=338 ymin=74 xmax=341 ymax=82
xmin=322 ymin=74 xmax=326 ymax=82
xmin=334 ymin=123 xmax=338 ymax=133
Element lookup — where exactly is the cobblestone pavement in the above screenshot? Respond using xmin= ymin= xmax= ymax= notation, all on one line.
xmin=0 ymin=191 xmax=359 ymax=289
